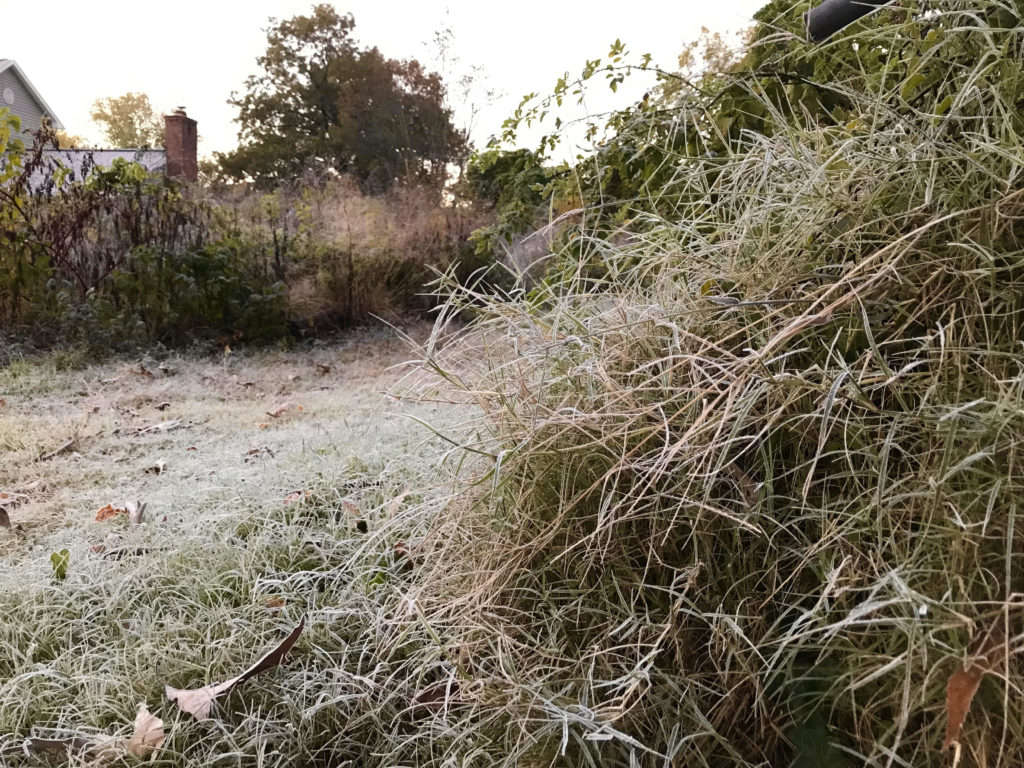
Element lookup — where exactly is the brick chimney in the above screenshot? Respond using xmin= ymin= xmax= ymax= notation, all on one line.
xmin=164 ymin=107 xmax=197 ymax=182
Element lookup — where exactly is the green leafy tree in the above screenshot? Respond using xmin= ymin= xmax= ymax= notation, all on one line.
xmin=218 ymin=4 xmax=467 ymax=192
xmin=90 ymin=92 xmax=164 ymax=148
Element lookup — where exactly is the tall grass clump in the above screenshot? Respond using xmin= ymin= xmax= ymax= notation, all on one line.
xmin=403 ymin=2 xmax=1024 ymax=765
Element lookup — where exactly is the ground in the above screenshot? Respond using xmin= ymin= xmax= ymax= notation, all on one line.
xmin=0 ymin=326 xmax=441 ymax=561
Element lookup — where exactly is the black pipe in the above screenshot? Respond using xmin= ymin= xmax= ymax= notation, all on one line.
xmin=804 ymin=0 xmax=895 ymax=42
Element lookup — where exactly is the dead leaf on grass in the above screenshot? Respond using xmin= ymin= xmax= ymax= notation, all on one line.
xmin=95 ymin=504 xmax=128 ymax=522
xmin=0 ymin=490 xmax=29 ymax=507
xmin=387 ymin=488 xmax=412 ymax=518
xmin=124 ymin=702 xmax=165 ymax=757
xmin=266 ymin=596 xmax=286 ymax=614
xmin=37 ymin=438 xmax=74 ymax=462
xmin=266 ymin=402 xmax=291 ymax=418
xmin=0 ymin=507 xmax=10 ymax=529
xmin=943 ymin=623 xmax=1006 ymax=751
xmin=136 ymin=419 xmax=181 ymax=435
xmin=17 ymin=736 xmax=95 ymax=757
xmin=412 ymin=679 xmax=461 ymax=713
xmin=145 ymin=459 xmax=166 ymax=475
xmin=11 ymin=703 xmax=165 ymax=761
xmin=156 ymin=401 xmax=171 ymax=411
xmin=165 ymin=617 xmax=305 ymax=721
xmin=138 ymin=365 xmax=154 ymax=378
xmin=315 ymin=363 xmax=331 ymax=374
xmin=127 ymin=500 xmax=146 ymax=526
xmin=283 ymin=490 xmax=310 ymax=505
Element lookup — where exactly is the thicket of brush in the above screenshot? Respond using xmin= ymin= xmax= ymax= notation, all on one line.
xmin=0 ymin=1 xmax=1022 ymax=767
xmin=0 ymin=121 xmax=484 ymax=355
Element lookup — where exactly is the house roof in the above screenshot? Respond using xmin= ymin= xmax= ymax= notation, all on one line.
xmin=0 ymin=58 xmax=64 ymax=130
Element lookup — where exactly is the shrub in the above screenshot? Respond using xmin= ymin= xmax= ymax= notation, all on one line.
xmin=408 ymin=2 xmax=1024 ymax=765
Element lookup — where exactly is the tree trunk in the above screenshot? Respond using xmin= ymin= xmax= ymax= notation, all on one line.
xmin=804 ymin=0 xmax=894 ymax=43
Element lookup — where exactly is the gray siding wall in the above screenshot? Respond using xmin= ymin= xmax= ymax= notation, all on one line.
xmin=0 ymin=68 xmax=47 ymax=139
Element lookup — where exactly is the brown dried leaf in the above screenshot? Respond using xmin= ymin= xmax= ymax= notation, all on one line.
xmin=38 ymin=437 xmax=74 ymax=462
xmin=266 ymin=596 xmax=286 ymax=615
xmin=386 ymin=488 xmax=412 ymax=518
xmin=943 ymin=625 xmax=1006 ymax=750
xmin=0 ymin=507 xmax=10 ymax=529
xmin=266 ymin=402 xmax=291 ymax=418
xmin=95 ymin=504 xmax=128 ymax=522
xmin=315 ymin=363 xmax=331 ymax=374
xmin=165 ymin=617 xmax=305 ymax=721
xmin=137 ymin=419 xmax=181 ymax=435
xmin=127 ymin=500 xmax=146 ymax=527
xmin=156 ymin=401 xmax=171 ymax=411
xmin=19 ymin=736 xmax=95 ymax=756
xmin=283 ymin=490 xmax=310 ymax=505
xmin=413 ymin=679 xmax=461 ymax=713
xmin=124 ymin=702 xmax=165 ymax=757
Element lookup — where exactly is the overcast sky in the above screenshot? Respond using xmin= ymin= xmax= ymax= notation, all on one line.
xmin=1 ymin=0 xmax=765 ymax=158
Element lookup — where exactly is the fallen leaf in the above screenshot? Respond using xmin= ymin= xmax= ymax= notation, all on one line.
xmin=413 ymin=679 xmax=461 ymax=713
xmin=315 ymin=363 xmax=331 ymax=374
xmin=283 ymin=490 xmax=310 ymax=505
xmin=258 ymin=423 xmax=270 ymax=430
xmin=137 ymin=419 xmax=181 ymax=435
xmin=165 ymin=618 xmax=305 ymax=720
xmin=18 ymin=736 xmax=95 ymax=756
xmin=0 ymin=507 xmax=10 ymax=529
xmin=138 ymin=365 xmax=154 ymax=377
xmin=266 ymin=402 xmax=291 ymax=418
xmin=387 ymin=488 xmax=412 ymax=517
xmin=95 ymin=504 xmax=128 ymax=522
xmin=37 ymin=438 xmax=74 ymax=462
xmin=943 ymin=624 xmax=1006 ymax=750
xmin=156 ymin=402 xmax=171 ymax=411
xmin=90 ymin=544 xmax=106 ymax=553
xmin=124 ymin=702 xmax=165 ymax=757
xmin=145 ymin=460 xmax=166 ymax=475
xmin=127 ymin=500 xmax=146 ymax=526
xmin=50 ymin=549 xmax=69 ymax=581
xmin=266 ymin=596 xmax=286 ymax=614
xmin=727 ymin=465 xmax=760 ymax=509
xmin=187 ymin=445 xmax=197 ymax=451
